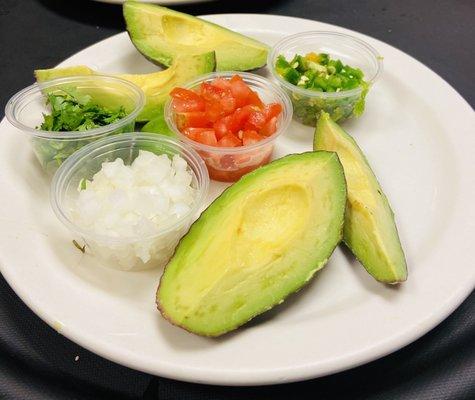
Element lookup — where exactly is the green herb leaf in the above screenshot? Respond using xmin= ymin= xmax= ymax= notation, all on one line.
xmin=38 ymin=89 xmax=126 ymax=133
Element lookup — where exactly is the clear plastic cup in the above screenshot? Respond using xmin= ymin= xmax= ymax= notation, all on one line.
xmin=51 ymin=133 xmax=209 ymax=271
xmin=165 ymin=72 xmax=292 ymax=182
xmin=5 ymin=75 xmax=145 ymax=175
xmin=268 ymin=31 xmax=382 ymax=126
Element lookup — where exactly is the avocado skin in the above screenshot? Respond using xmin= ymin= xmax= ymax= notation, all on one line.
xmin=157 ymin=151 xmax=347 ymax=337
xmin=314 ymin=113 xmax=408 ymax=284
xmin=123 ymin=1 xmax=269 ymax=71
xmin=34 ymin=52 xmax=216 ymax=123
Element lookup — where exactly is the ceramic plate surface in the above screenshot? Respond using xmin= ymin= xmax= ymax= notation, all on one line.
xmin=1 ymin=14 xmax=474 ymax=386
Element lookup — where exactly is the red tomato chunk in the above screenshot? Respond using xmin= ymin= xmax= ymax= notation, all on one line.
xmin=170 ymin=75 xmax=282 ymax=148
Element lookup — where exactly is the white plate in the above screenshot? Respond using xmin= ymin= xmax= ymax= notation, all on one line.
xmin=1 ymin=14 xmax=474 ymax=386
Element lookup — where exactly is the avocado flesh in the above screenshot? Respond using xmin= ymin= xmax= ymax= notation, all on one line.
xmin=123 ymin=1 xmax=269 ymax=71
xmin=157 ymin=151 xmax=347 ymax=337
xmin=314 ymin=113 xmax=407 ymax=283
xmin=34 ymin=52 xmax=216 ymax=122
xmin=141 ymin=105 xmax=175 ymax=137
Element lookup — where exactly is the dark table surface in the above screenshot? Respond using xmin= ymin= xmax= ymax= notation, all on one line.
xmin=0 ymin=0 xmax=474 ymax=399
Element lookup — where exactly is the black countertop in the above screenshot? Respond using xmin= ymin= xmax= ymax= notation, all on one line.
xmin=0 ymin=1 xmax=474 ymax=399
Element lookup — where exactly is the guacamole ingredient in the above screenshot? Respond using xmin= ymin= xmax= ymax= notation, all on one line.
xmin=31 ymin=88 xmax=134 ymax=174
xmin=71 ymin=150 xmax=197 ymax=270
xmin=274 ymin=53 xmax=369 ymax=125
xmin=171 ymin=75 xmax=282 ymax=146
xmin=141 ymin=107 xmax=176 ymax=137
xmin=314 ymin=113 xmax=407 ymax=283
xmin=123 ymin=1 xmax=268 ymax=71
xmin=170 ymin=75 xmax=283 ymax=182
xmin=157 ymin=151 xmax=347 ymax=336
xmin=35 ymin=52 xmax=216 ymax=122
xmin=275 ymin=53 xmax=366 ymax=93
xmin=38 ymin=90 xmax=126 ymax=132
xmin=35 ymin=66 xmax=94 ymax=81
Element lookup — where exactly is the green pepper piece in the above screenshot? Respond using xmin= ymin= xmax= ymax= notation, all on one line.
xmin=319 ymin=53 xmax=329 ymax=65
xmin=282 ymin=68 xmax=300 ymax=85
xmin=329 ymin=76 xmax=342 ymax=89
xmin=275 ymin=55 xmax=291 ymax=74
xmin=313 ymin=76 xmax=328 ymax=91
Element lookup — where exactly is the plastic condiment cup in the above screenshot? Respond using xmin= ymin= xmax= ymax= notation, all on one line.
xmin=165 ymin=71 xmax=292 ymax=182
xmin=5 ymin=75 xmax=145 ymax=175
xmin=51 ymin=132 xmax=209 ymax=271
xmin=268 ymin=31 xmax=382 ymax=126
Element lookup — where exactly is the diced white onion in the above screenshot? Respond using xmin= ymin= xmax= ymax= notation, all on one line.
xmin=71 ymin=150 xmax=197 ymax=270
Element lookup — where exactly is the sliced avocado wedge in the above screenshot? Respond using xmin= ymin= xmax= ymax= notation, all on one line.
xmin=314 ymin=113 xmax=407 ymax=283
xmin=123 ymin=1 xmax=269 ymax=71
xmin=141 ymin=105 xmax=175 ymax=137
xmin=34 ymin=65 xmax=95 ymax=81
xmin=157 ymin=151 xmax=347 ymax=337
xmin=34 ymin=52 xmax=215 ymax=122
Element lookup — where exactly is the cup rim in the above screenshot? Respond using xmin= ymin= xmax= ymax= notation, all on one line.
xmin=268 ymin=31 xmax=383 ymax=99
xmin=50 ymin=132 xmax=209 ymax=244
xmin=5 ymin=75 xmax=146 ymax=139
xmin=165 ymin=71 xmax=293 ymax=154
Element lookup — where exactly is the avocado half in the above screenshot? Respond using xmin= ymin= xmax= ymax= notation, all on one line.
xmin=123 ymin=1 xmax=269 ymax=71
xmin=157 ymin=151 xmax=347 ymax=337
xmin=34 ymin=52 xmax=216 ymax=122
xmin=314 ymin=113 xmax=408 ymax=283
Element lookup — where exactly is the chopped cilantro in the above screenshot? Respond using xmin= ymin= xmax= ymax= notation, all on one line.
xmin=39 ymin=89 xmax=126 ymax=132
xmin=33 ymin=88 xmax=133 ymax=174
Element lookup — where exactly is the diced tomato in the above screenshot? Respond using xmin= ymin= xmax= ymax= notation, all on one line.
xmin=219 ymin=154 xmax=237 ymax=169
xmin=170 ymin=87 xmax=201 ymax=102
xmin=214 ymin=115 xmax=233 ymax=139
xmin=196 ymin=129 xmax=217 ymax=146
xmin=230 ymin=75 xmax=252 ymax=107
xmin=182 ymin=128 xmax=216 ymax=144
xmin=176 ymin=112 xmax=209 ymax=130
xmin=260 ymin=116 xmax=278 ymax=136
xmin=242 ymin=130 xmax=264 ymax=146
xmin=172 ymin=75 xmax=281 ymax=182
xmin=210 ymin=77 xmax=232 ymax=91
xmin=200 ymin=82 xmax=226 ymax=101
xmin=234 ymin=154 xmax=251 ymax=165
xmin=204 ymin=101 xmax=224 ymax=123
xmin=247 ymin=90 xmax=265 ymax=108
xmin=171 ymin=99 xmax=202 ymax=113
xmin=230 ymin=105 xmax=253 ymax=132
xmin=182 ymin=127 xmax=199 ymax=140
xmin=219 ymin=95 xmax=236 ymax=115
xmin=205 ymin=151 xmax=273 ymax=182
xmin=245 ymin=109 xmax=267 ymax=131
xmin=217 ymin=134 xmax=242 ymax=147
xmin=170 ymin=88 xmax=205 ymax=112
xmin=263 ymin=103 xmax=283 ymax=120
